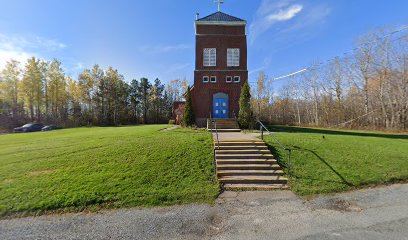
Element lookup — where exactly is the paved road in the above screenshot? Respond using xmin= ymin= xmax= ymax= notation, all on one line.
xmin=1 ymin=184 xmax=407 ymax=240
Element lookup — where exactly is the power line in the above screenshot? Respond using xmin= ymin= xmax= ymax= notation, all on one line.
xmin=273 ymin=69 xmax=306 ymax=81
xmin=270 ymin=24 xmax=408 ymax=81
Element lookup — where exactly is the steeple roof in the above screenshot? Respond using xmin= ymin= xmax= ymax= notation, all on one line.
xmin=196 ymin=11 xmax=246 ymax=25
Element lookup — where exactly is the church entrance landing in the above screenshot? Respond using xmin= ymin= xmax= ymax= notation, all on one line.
xmin=213 ymin=92 xmax=228 ymax=119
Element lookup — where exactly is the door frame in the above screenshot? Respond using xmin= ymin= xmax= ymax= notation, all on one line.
xmin=213 ymin=92 xmax=229 ymax=119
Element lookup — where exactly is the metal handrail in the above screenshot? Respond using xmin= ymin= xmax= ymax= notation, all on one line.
xmin=213 ymin=120 xmax=220 ymax=150
xmin=210 ymin=116 xmax=220 ymax=180
xmin=232 ymin=110 xmax=238 ymax=120
xmin=208 ymin=112 xmax=212 ymax=129
xmin=257 ymin=120 xmax=293 ymax=176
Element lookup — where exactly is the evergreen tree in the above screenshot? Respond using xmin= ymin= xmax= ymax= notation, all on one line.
xmin=150 ymin=78 xmax=165 ymax=123
xmin=238 ymin=80 xmax=253 ymax=129
xmin=129 ymin=79 xmax=141 ymax=123
xmin=138 ymin=78 xmax=151 ymax=124
xmin=183 ymin=86 xmax=194 ymax=127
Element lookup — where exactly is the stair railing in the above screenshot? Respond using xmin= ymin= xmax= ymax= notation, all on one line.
xmin=257 ymin=120 xmax=293 ymax=176
xmin=232 ymin=110 xmax=238 ymax=121
xmin=212 ymin=119 xmax=220 ymax=180
xmin=208 ymin=112 xmax=212 ymax=129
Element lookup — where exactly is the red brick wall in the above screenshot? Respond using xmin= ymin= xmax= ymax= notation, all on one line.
xmin=195 ymin=26 xmax=247 ymax=70
xmin=196 ymin=25 xmax=245 ymax=35
xmin=192 ymin=24 xmax=248 ymax=126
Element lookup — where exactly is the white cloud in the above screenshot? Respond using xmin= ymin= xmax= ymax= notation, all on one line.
xmin=34 ymin=36 xmax=67 ymax=51
xmin=0 ymin=33 xmax=66 ymax=69
xmin=267 ymin=4 xmax=303 ymax=21
xmin=249 ymin=0 xmax=330 ymax=44
xmin=250 ymin=0 xmax=303 ymax=44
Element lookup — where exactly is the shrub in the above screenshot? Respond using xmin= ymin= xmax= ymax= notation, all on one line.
xmin=238 ymin=81 xmax=253 ymax=129
xmin=183 ymin=86 xmax=195 ymax=127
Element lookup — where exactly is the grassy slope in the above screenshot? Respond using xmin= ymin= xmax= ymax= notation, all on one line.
xmin=0 ymin=125 xmax=218 ymax=217
xmin=265 ymin=126 xmax=408 ymax=196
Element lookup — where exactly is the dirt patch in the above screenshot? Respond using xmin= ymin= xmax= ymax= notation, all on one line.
xmin=160 ymin=126 xmax=180 ymax=132
xmin=2 ymin=179 xmax=14 ymax=184
xmin=327 ymin=199 xmax=362 ymax=212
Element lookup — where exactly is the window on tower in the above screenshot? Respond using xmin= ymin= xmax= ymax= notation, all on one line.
xmin=226 ymin=76 xmax=232 ymax=83
xmin=227 ymin=48 xmax=240 ymax=67
xmin=203 ymin=48 xmax=216 ymax=66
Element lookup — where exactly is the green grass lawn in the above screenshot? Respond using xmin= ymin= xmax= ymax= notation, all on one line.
xmin=264 ymin=126 xmax=408 ymax=196
xmin=0 ymin=125 xmax=219 ymax=217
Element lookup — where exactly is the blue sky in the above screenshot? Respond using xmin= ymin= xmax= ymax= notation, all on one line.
xmin=0 ymin=0 xmax=407 ymax=86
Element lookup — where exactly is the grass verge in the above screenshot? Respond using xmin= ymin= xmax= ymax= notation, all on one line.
xmin=264 ymin=125 xmax=408 ymax=196
xmin=0 ymin=125 xmax=219 ymax=218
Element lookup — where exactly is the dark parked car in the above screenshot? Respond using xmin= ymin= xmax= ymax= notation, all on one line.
xmin=41 ymin=125 xmax=61 ymax=131
xmin=13 ymin=123 xmax=44 ymax=133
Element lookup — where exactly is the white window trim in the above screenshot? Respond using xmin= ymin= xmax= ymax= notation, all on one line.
xmin=227 ymin=48 xmax=240 ymax=67
xmin=226 ymin=76 xmax=232 ymax=83
xmin=233 ymin=76 xmax=241 ymax=83
xmin=203 ymin=48 xmax=216 ymax=67
xmin=210 ymin=76 xmax=217 ymax=83
xmin=202 ymin=76 xmax=209 ymax=83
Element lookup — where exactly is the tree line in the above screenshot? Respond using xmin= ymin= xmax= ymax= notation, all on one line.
xmin=253 ymin=29 xmax=408 ymax=130
xmin=0 ymin=57 xmax=188 ymax=131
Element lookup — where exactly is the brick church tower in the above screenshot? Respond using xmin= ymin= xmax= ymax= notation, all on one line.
xmin=190 ymin=11 xmax=248 ymax=127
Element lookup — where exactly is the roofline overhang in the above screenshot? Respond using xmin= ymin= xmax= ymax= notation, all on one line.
xmin=195 ymin=21 xmax=246 ymax=26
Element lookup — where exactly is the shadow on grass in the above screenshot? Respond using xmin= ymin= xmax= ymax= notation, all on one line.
xmin=292 ymin=146 xmax=354 ymax=187
xmin=266 ymin=142 xmax=354 ymax=187
xmin=264 ymin=142 xmax=288 ymax=168
xmin=269 ymin=125 xmax=408 ymax=140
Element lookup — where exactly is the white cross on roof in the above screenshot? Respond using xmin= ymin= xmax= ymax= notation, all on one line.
xmin=214 ymin=0 xmax=224 ymax=12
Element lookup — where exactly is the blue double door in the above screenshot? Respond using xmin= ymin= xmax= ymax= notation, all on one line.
xmin=213 ymin=93 xmax=229 ymax=118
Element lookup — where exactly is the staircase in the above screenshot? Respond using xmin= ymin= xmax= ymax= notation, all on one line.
xmin=207 ymin=118 xmax=240 ymax=132
xmin=215 ymin=140 xmax=288 ymax=190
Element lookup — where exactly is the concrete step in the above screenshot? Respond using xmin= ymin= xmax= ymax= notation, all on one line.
xmin=213 ymin=137 xmax=289 ymax=191
xmin=217 ymin=159 xmax=278 ymax=164
xmin=223 ymin=183 xmax=289 ymax=190
xmin=208 ymin=122 xmax=239 ymax=125
xmin=216 ymin=141 xmax=266 ymax=146
xmin=217 ymin=164 xmax=282 ymax=170
xmin=216 ymin=154 xmax=274 ymax=159
xmin=208 ymin=129 xmax=241 ymax=132
xmin=217 ymin=169 xmax=284 ymax=176
xmin=218 ymin=175 xmax=288 ymax=184
xmin=208 ymin=123 xmax=239 ymax=128
xmin=209 ymin=127 xmax=240 ymax=131
xmin=208 ymin=119 xmax=237 ymax=122
xmin=208 ymin=125 xmax=240 ymax=128
xmin=216 ymin=149 xmax=271 ymax=154
xmin=209 ymin=127 xmax=240 ymax=130
xmin=208 ymin=122 xmax=239 ymax=124
xmin=215 ymin=145 xmax=269 ymax=150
